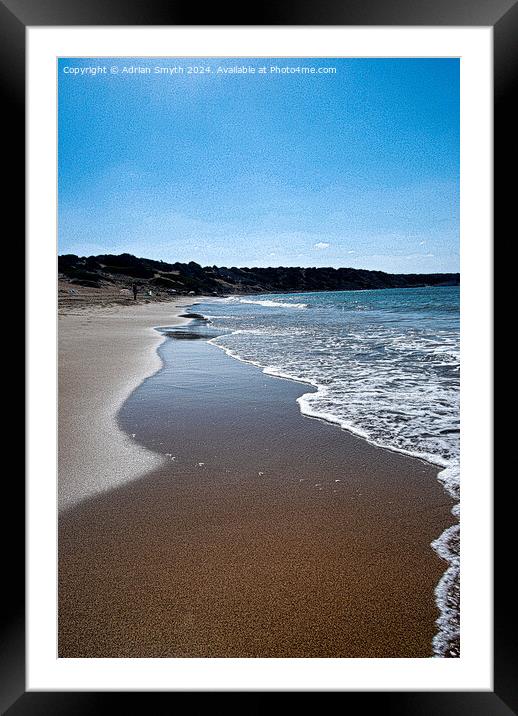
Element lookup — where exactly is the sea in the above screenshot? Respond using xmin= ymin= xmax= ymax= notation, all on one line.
xmin=193 ymin=285 xmax=460 ymax=657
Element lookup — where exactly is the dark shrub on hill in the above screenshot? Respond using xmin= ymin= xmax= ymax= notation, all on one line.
xmin=69 ymin=278 xmax=100 ymax=288
xmin=102 ymin=265 xmax=155 ymax=279
xmin=58 ymin=254 xmax=80 ymax=270
xmin=150 ymin=276 xmax=180 ymax=288
xmin=96 ymin=253 xmax=143 ymax=268
xmin=60 ymin=267 xmax=101 ymax=283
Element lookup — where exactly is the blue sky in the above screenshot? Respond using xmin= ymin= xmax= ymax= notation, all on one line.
xmin=58 ymin=57 xmax=459 ymax=273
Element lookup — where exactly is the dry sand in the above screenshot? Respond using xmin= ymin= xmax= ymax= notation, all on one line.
xmin=58 ymin=299 xmax=191 ymax=510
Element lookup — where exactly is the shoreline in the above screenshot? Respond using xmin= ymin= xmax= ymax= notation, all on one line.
xmin=208 ymin=331 xmax=449 ymax=470
xmin=59 ymin=309 xmax=456 ymax=657
xmin=58 ymin=299 xmax=192 ymax=511
xmin=200 ymin=313 xmax=460 ymax=657
xmin=202 ymin=299 xmax=460 ymax=656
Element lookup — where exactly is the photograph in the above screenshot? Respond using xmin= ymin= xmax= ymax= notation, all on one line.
xmin=57 ymin=56 xmax=461 ymax=659
xmin=2 ymin=3 xmax=502 ymax=704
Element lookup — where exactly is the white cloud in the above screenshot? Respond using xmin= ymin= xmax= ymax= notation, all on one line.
xmin=314 ymin=242 xmax=330 ymax=250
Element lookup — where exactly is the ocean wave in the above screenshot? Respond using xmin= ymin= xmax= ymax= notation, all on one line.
xmin=223 ymin=297 xmax=308 ymax=309
xmin=431 ymin=522 xmax=460 ymax=657
xmin=431 ymin=461 xmax=460 ymax=657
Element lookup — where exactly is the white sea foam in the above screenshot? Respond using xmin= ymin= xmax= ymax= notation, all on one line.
xmin=431 ymin=521 xmax=460 ymax=657
xmin=222 ymin=296 xmax=308 ymax=309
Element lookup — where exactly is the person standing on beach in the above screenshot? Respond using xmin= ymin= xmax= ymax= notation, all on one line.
xmin=132 ymin=283 xmax=138 ymax=301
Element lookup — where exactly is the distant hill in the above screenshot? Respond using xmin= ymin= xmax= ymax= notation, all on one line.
xmin=58 ymin=253 xmax=460 ymax=296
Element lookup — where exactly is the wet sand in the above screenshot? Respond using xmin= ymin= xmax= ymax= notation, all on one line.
xmin=59 ymin=323 xmax=455 ymax=658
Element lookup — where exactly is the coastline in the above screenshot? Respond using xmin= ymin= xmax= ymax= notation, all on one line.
xmin=59 ymin=310 xmax=456 ymax=657
xmin=58 ymin=299 xmax=192 ymax=511
xmin=205 ymin=320 xmax=460 ymax=657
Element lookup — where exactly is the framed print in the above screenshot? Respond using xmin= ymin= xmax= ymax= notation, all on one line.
xmin=4 ymin=0 xmax=509 ymax=710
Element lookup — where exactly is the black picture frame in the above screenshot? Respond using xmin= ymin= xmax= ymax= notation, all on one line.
xmin=5 ymin=0 xmax=506 ymax=710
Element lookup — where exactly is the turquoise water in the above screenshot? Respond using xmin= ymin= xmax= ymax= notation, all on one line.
xmin=196 ymin=285 xmax=460 ymax=657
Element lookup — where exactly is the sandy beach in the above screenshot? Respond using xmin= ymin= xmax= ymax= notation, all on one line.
xmin=58 ymin=304 xmax=455 ymax=658
xmin=58 ymin=298 xmax=192 ymax=510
